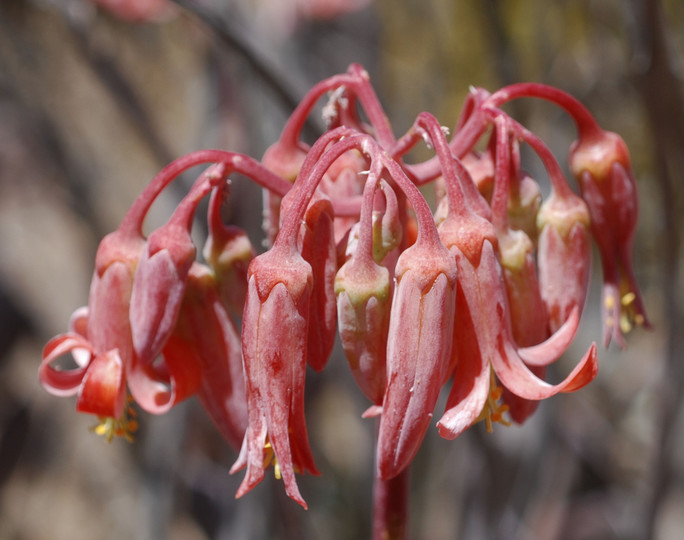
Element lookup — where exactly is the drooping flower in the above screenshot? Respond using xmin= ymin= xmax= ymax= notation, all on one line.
xmin=130 ymin=164 xmax=228 ymax=367
xmin=163 ymin=263 xmax=248 ymax=450
xmin=414 ymin=116 xmax=597 ymax=440
xmin=363 ymin=143 xmax=458 ymax=480
xmin=570 ymin=128 xmax=651 ymax=347
xmin=39 ymin=191 xmax=146 ymax=439
xmin=231 ymin=244 xmax=319 ymax=509
xmin=299 ymin=193 xmax=338 ymax=371
xmin=376 ymin=235 xmax=457 ymax=479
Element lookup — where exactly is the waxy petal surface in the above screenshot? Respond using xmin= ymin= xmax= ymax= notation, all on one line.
xmin=377 ymin=245 xmax=457 ymax=479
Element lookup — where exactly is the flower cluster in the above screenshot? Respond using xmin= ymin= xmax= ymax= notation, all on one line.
xmin=39 ymin=64 xmax=648 ymax=509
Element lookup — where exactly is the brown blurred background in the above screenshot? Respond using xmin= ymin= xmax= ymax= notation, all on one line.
xmin=0 ymin=0 xmax=682 ymax=539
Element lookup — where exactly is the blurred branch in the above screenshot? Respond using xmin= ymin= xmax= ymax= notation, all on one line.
xmin=169 ymin=0 xmax=323 ymax=139
xmin=625 ymin=0 xmax=684 ymax=538
xmin=64 ymin=16 xmax=177 ymax=168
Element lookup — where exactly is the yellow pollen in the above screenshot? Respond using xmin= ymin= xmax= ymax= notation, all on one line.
xmin=263 ymin=439 xmax=283 ymax=480
xmin=619 ymin=314 xmax=633 ymax=335
xmin=621 ymin=292 xmax=636 ymax=306
xmin=635 ymin=314 xmax=645 ymax=326
xmin=604 ymin=295 xmax=615 ymax=310
xmin=90 ymin=401 xmax=138 ymax=443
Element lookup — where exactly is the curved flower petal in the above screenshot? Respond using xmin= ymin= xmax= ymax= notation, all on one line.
xmin=67 ymin=307 xmax=91 ymax=368
xmin=492 ymin=335 xmax=598 ymax=400
xmin=76 ymin=349 xmax=127 ymax=419
xmin=517 ymin=307 xmax=580 ymax=367
xmin=436 ymin=270 xmax=490 ymax=440
xmin=39 ymin=333 xmax=93 ymax=397
xmin=126 ymin=343 xmax=202 ymax=415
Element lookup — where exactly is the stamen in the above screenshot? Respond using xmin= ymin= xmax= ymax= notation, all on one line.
xmin=476 ymin=369 xmax=511 ymax=433
xmin=263 ymin=439 xmax=282 ymax=480
xmin=604 ymin=295 xmax=615 ymax=310
xmin=90 ymin=400 xmax=138 ymax=443
xmin=621 ymin=292 xmax=636 ymax=306
xmin=619 ymin=314 xmax=633 ymax=334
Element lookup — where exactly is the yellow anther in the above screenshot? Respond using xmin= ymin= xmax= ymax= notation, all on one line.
xmin=619 ymin=314 xmax=633 ymax=335
xmin=477 ymin=369 xmax=511 ymax=433
xmin=90 ymin=402 xmax=138 ymax=443
xmin=263 ymin=438 xmax=283 ymax=480
xmin=621 ymin=292 xmax=636 ymax=306
xmin=604 ymin=295 xmax=615 ymax=310
xmin=635 ymin=314 xmax=645 ymax=326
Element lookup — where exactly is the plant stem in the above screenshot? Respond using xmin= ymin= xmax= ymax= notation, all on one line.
xmin=371 ymin=465 xmax=409 ymax=540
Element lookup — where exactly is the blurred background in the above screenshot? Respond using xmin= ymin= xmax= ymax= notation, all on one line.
xmin=0 ymin=0 xmax=682 ymax=538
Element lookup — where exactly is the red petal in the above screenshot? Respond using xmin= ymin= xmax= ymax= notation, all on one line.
xmin=436 ymin=277 xmax=490 ymax=440
xmin=39 ymin=333 xmax=92 ymax=397
xmin=517 ymin=307 xmax=580 ymax=367
xmin=130 ymin=246 xmax=193 ymax=365
xmin=377 ymin=266 xmax=456 ymax=479
xmin=76 ymin=349 xmax=126 ymax=418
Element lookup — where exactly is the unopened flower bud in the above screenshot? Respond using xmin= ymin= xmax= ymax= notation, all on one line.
xmin=232 ymin=247 xmax=318 ymax=509
xmin=377 ymin=242 xmax=457 ymax=479
xmin=335 ymin=253 xmax=391 ymax=404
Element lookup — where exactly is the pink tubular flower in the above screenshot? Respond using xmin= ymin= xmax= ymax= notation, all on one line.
xmin=570 ymin=129 xmax=651 ymax=347
xmin=366 ymin=145 xmax=458 ymax=480
xmin=437 ymin=220 xmax=597 ymax=439
xmin=376 ymin=238 xmax=457 ymax=479
xmin=335 ymin=254 xmax=391 ymax=405
xmin=232 ymin=130 xmax=366 ymax=508
xmin=537 ymin=191 xmax=592 ymax=333
xmin=231 ymin=245 xmax=319 ymax=509
xmin=335 ymin=172 xmax=395 ymax=405
xmin=163 ymin=263 xmax=247 ymax=450
xmin=39 ymin=185 xmax=148 ymax=439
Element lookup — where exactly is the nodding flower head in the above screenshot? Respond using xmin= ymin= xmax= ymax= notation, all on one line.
xmin=38 ymin=66 xmax=646 ymax=519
